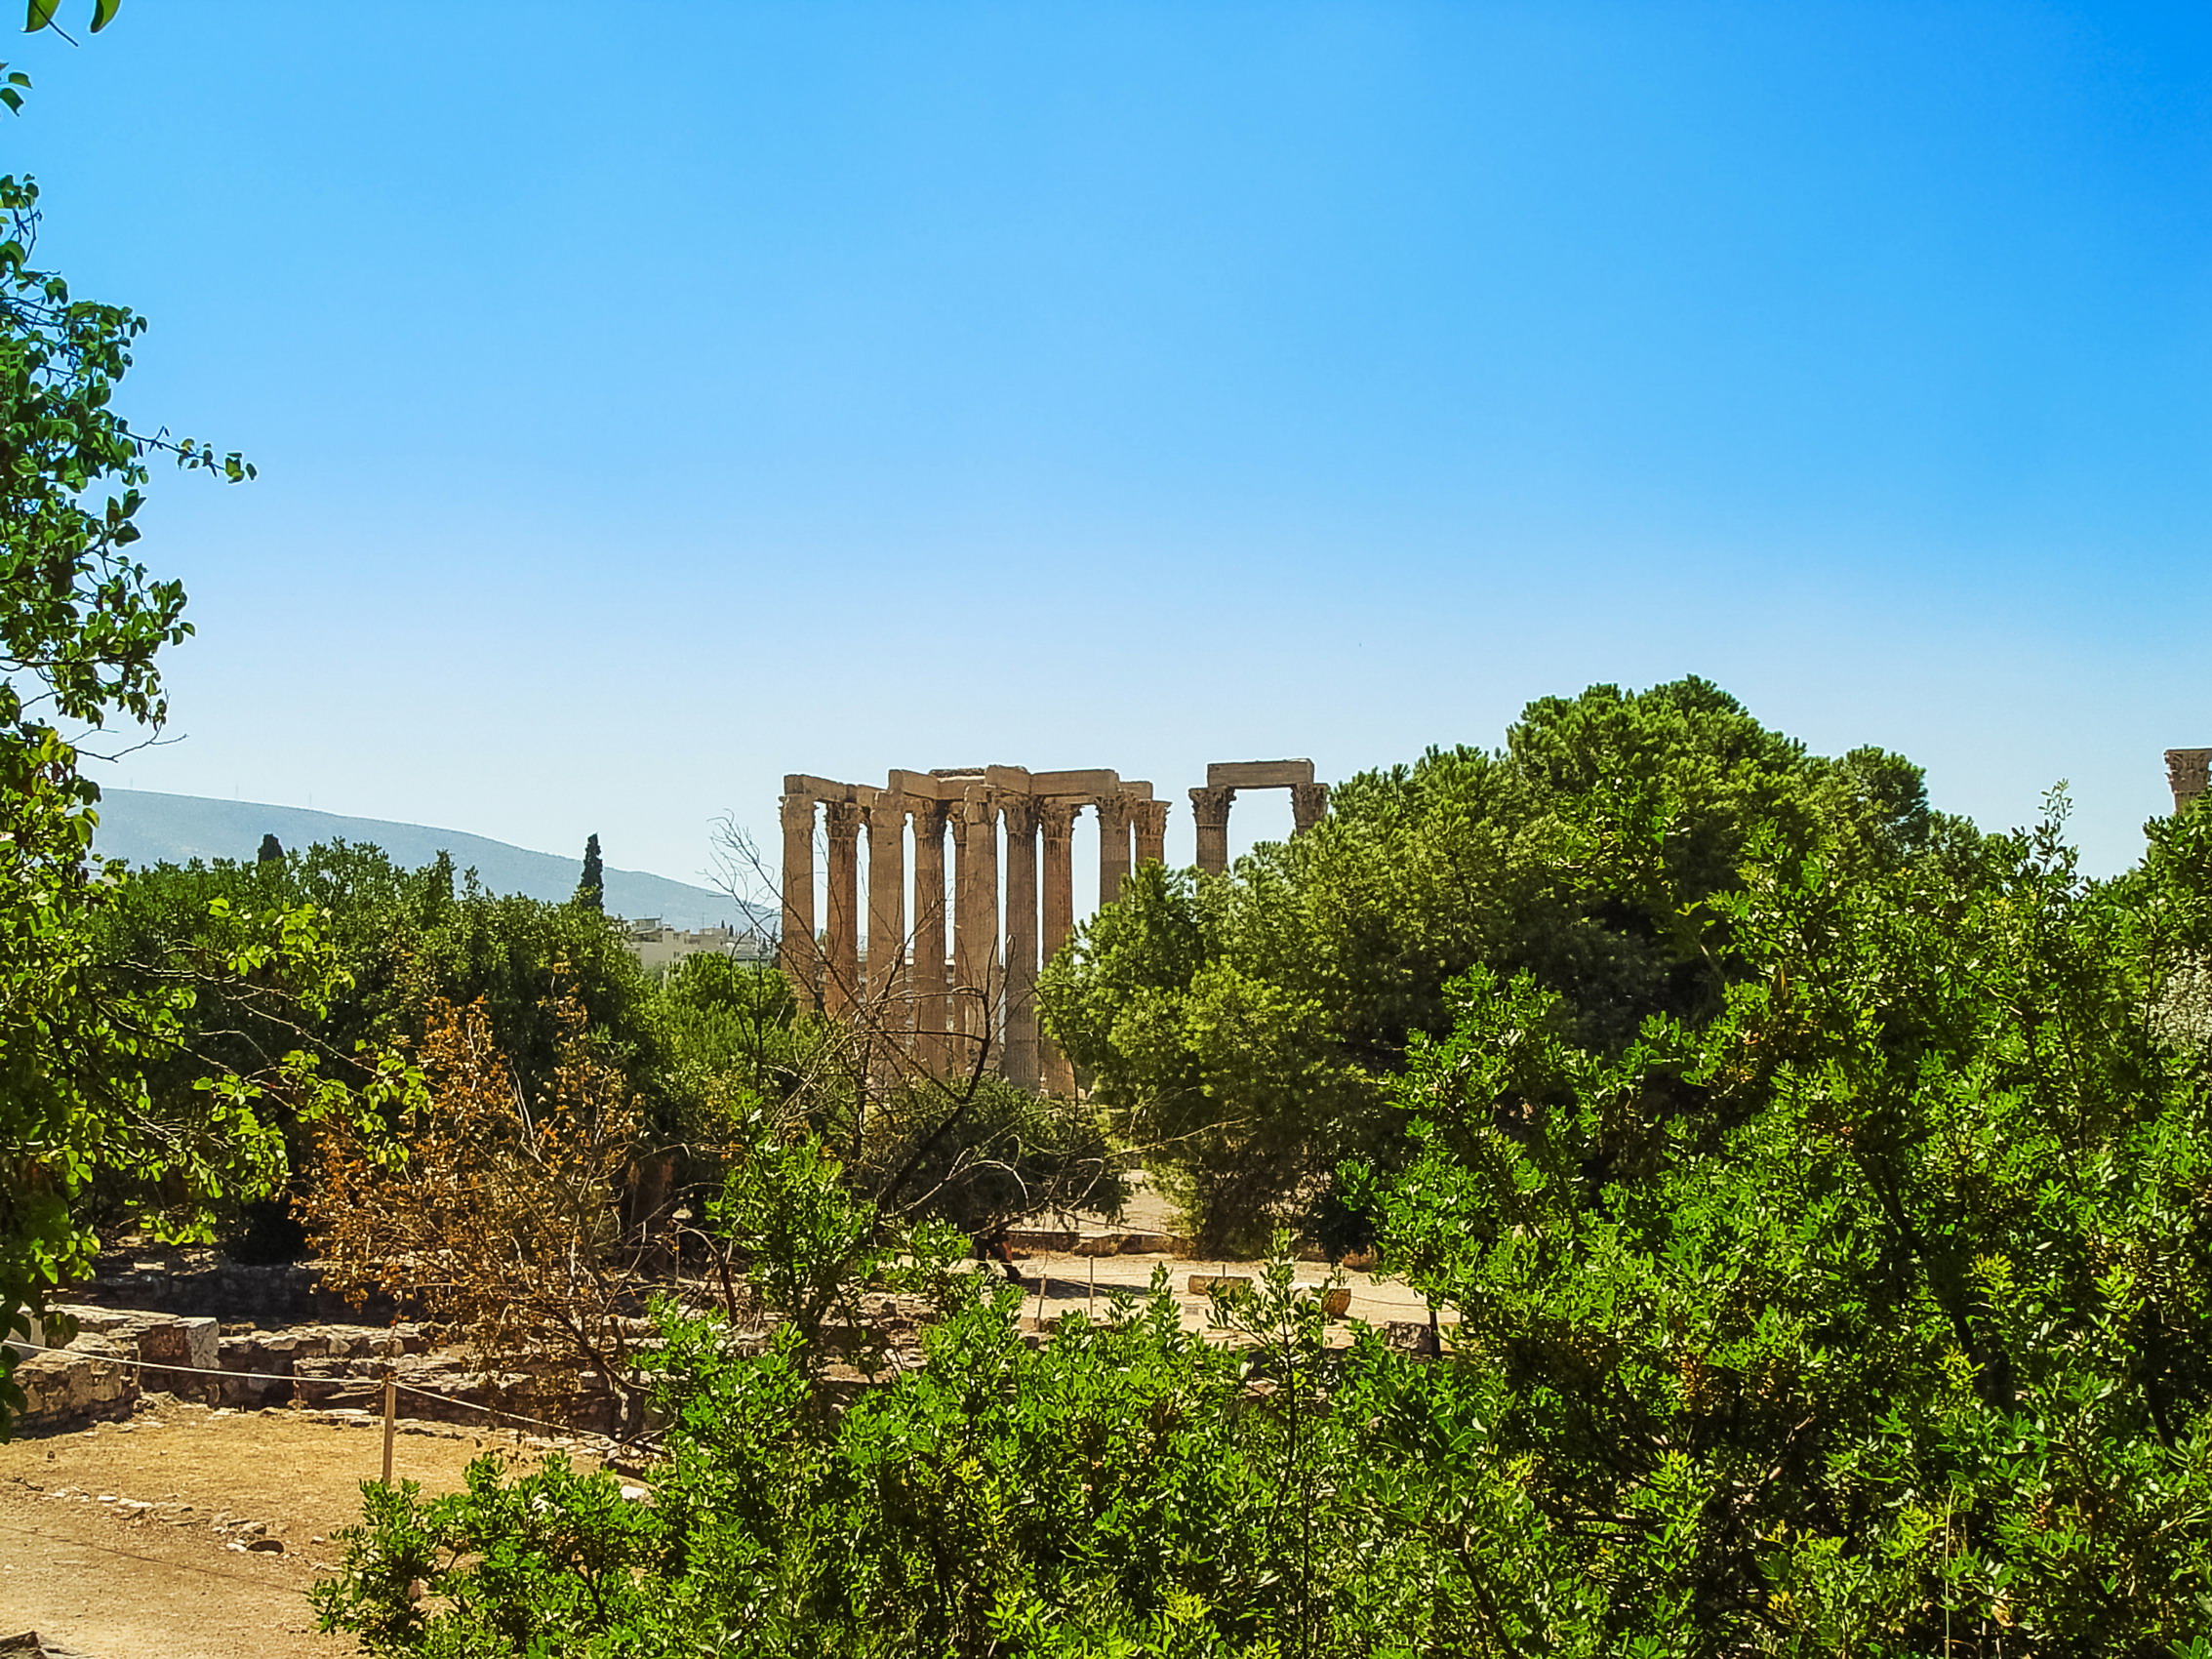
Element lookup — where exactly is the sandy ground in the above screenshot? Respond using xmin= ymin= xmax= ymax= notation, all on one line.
xmin=0 ymin=1402 xmax=583 ymax=1659
xmin=1010 ymin=1249 xmax=1444 ymax=1337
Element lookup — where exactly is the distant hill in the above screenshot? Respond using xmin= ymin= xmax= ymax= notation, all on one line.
xmin=91 ymin=789 xmax=761 ymax=931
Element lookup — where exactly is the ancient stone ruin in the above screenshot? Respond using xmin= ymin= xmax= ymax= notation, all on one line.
xmin=780 ymin=759 xmax=1326 ymax=1091
xmin=2168 ymin=749 xmax=2209 ymax=813
xmin=1187 ymin=758 xmax=1330 ymax=874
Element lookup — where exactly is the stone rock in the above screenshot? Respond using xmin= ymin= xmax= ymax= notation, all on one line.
xmin=138 ymin=1315 xmax=220 ymax=1400
xmin=1 ymin=1633 xmax=97 ymax=1658
xmin=1383 ymin=1319 xmax=1439 ymax=1358
xmin=11 ymin=1335 xmax=139 ymax=1427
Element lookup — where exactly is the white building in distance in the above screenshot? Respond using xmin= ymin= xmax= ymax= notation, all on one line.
xmin=621 ymin=917 xmax=773 ymax=973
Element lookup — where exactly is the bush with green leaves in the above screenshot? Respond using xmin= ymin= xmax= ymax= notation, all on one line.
xmin=313 ymin=1155 xmax=1398 ymax=1659
xmin=1346 ymin=797 xmax=2212 ymax=1654
xmin=317 ymin=767 xmax=2212 ymax=1656
xmin=1040 ymin=677 xmax=1944 ymax=1251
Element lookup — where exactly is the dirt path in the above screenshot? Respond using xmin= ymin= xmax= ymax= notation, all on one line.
xmin=1012 ymin=1250 xmax=1447 ymax=1336
xmin=0 ymin=1403 xmax=584 ymax=1659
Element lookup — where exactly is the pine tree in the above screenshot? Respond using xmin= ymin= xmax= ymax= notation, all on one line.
xmin=577 ymin=833 xmax=605 ymax=912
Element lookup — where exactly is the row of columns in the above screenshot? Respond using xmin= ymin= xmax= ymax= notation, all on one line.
xmin=779 ymin=769 xmax=1169 ymax=1092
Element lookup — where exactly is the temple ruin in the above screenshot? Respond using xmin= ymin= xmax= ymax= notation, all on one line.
xmin=779 ymin=759 xmax=1326 ymax=1091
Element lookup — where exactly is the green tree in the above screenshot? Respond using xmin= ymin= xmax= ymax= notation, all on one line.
xmin=1041 ymin=677 xmax=1943 ymax=1251
xmin=1349 ymin=798 xmax=2212 ymax=1652
xmin=257 ymin=830 xmax=282 ymax=864
xmin=0 ymin=46 xmax=320 ymax=1422
xmin=577 ymin=831 xmax=604 ymax=912
xmin=97 ymin=841 xmax=690 ymax=1254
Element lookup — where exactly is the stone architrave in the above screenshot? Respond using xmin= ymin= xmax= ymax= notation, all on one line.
xmin=1133 ymin=798 xmax=1169 ymax=868
xmin=778 ymin=790 xmax=820 ymax=1012
xmin=1038 ymin=799 xmax=1080 ymax=1094
xmin=1291 ymin=782 xmax=1330 ymax=834
xmin=865 ymin=788 xmax=907 ymax=1024
xmin=2168 ymin=749 xmax=2212 ymax=814
xmin=955 ymin=787 xmax=1000 ymax=1063
xmin=1000 ymin=794 xmax=1041 ymax=1088
xmin=1188 ymin=786 xmax=1235 ymax=875
xmin=1096 ymin=790 xmax=1135 ymax=905
xmin=909 ymin=799 xmax=950 ymax=1074
xmin=822 ymin=798 xmax=863 ymax=1018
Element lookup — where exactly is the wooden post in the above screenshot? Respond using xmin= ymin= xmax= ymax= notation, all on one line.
xmin=1088 ymin=1253 xmax=1096 ymax=1316
xmin=381 ymin=1373 xmax=397 ymax=1486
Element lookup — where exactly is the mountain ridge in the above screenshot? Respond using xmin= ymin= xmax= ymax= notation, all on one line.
xmin=91 ymin=789 xmax=758 ymax=930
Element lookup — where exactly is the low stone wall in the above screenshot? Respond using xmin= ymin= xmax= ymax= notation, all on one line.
xmin=8 ymin=1334 xmax=139 ymax=1427
xmin=66 ymin=1258 xmax=402 ymax=1325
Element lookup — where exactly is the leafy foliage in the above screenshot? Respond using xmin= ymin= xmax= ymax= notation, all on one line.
xmin=315 ymin=709 xmax=2212 ymax=1656
xmin=1041 ymin=677 xmax=1943 ymax=1251
xmin=316 ymin=1201 xmax=1374 ymax=1659
xmin=1347 ymin=797 xmax=2212 ymax=1652
xmin=0 ymin=68 xmax=315 ymax=1424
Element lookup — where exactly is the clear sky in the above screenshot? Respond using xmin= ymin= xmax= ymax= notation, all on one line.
xmin=10 ymin=2 xmax=2208 ymax=891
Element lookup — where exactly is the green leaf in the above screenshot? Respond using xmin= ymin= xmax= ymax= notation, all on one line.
xmin=89 ymin=0 xmax=114 ymax=30
xmin=21 ymin=0 xmax=56 ymax=32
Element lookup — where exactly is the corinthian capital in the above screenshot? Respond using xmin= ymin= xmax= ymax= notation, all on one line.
xmin=1039 ymin=798 xmax=1080 ymax=842
xmin=824 ymin=798 xmax=862 ymax=837
xmin=2168 ymin=749 xmax=2212 ymax=811
xmin=1187 ymin=786 xmax=1235 ymax=829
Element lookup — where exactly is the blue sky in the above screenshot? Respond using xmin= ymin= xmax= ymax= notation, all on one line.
xmin=10 ymin=2 xmax=2208 ymax=889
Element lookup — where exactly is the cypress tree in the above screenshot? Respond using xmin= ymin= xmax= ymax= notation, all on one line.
xmin=257 ymin=833 xmax=283 ymax=865
xmin=577 ymin=833 xmax=605 ymax=912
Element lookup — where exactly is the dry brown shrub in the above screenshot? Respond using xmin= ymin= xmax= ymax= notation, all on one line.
xmin=301 ymin=981 xmax=651 ymax=1419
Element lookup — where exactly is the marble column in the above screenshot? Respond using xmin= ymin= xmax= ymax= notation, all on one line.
xmin=865 ymin=789 xmax=906 ymax=1021
xmin=954 ymin=787 xmax=999 ymax=1068
xmin=1188 ymin=786 xmax=1234 ymax=875
xmin=1001 ymin=794 xmax=1040 ymax=1088
xmin=1096 ymin=790 xmax=1134 ymax=905
xmin=2168 ymin=749 xmax=2212 ymax=814
xmin=1038 ymin=799 xmax=1079 ymax=1094
xmin=778 ymin=791 xmax=819 ymax=1012
xmin=1291 ymin=782 xmax=1330 ymax=835
xmin=823 ymin=797 xmax=862 ymax=1018
xmin=1133 ymin=798 xmax=1168 ymax=868
xmin=909 ymin=798 xmax=949 ymax=1074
